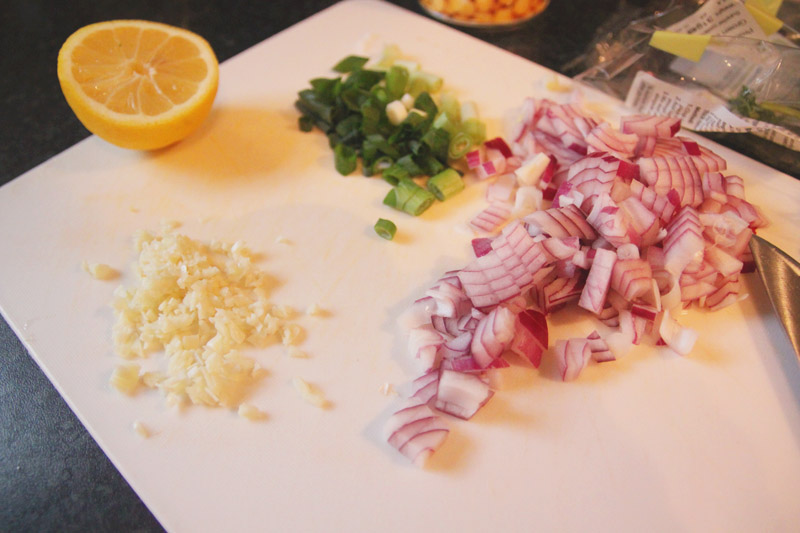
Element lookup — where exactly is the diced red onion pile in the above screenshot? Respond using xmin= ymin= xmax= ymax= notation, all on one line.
xmin=384 ymin=98 xmax=767 ymax=467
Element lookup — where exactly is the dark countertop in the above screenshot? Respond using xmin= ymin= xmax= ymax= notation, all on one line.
xmin=0 ymin=1 xmax=794 ymax=531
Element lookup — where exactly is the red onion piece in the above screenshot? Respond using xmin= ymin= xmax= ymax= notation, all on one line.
xmin=586 ymin=193 xmax=639 ymax=248
xmin=476 ymin=158 xmax=506 ymax=180
xmin=621 ymin=115 xmax=681 ymax=138
xmin=585 ymin=122 xmax=639 ymax=159
xmin=631 ymin=303 xmax=658 ymax=321
xmin=587 ymin=330 xmax=615 ymax=362
xmin=704 ymin=245 xmax=743 ymax=278
xmin=425 ymin=275 xmax=470 ymax=319
xmin=471 ymin=306 xmax=515 ymax=368
xmin=410 ymin=370 xmax=439 ymax=404
xmin=705 ymin=275 xmax=741 ymax=310
xmin=440 ymin=355 xmax=480 ymax=373
xmin=636 ymin=135 xmax=658 ymax=158
xmin=484 ymin=137 xmax=513 ymax=158
xmin=407 ymin=324 xmax=444 ymax=372
xmin=471 ymin=237 xmax=493 ymax=258
xmin=701 ymin=172 xmax=728 ymax=203
xmin=611 ymin=258 xmax=653 ymax=302
xmin=628 ymin=179 xmax=677 ymax=225
xmin=486 ymin=174 xmax=516 ymax=203
xmin=385 ymin=401 xmax=449 ymax=467
xmin=524 ymin=204 xmax=597 ymax=241
xmin=657 ymin=310 xmax=698 ymax=356
xmin=663 ymin=206 xmax=704 ymax=277
xmin=435 ymin=370 xmax=494 ymax=420
xmin=470 ymin=201 xmax=512 ymax=233
xmin=700 ymin=211 xmax=749 ymax=249
xmin=617 ymin=243 xmax=639 ymax=260
xmin=554 ymin=338 xmax=591 ymax=381
xmin=619 ymin=196 xmax=660 ymax=246
xmin=724 ymin=175 xmax=745 ymax=199
xmin=510 ymin=309 xmax=548 ymax=367
xmin=398 ymin=296 xmax=436 ymax=330
xmin=466 ymin=149 xmax=483 ymax=170
xmin=459 ymin=221 xmax=548 ymax=308
xmin=638 ymin=155 xmax=704 ymax=208
xmin=722 ymin=197 xmax=768 ymax=229
xmin=515 ymin=152 xmax=552 ymax=187
xmin=598 ymin=301 xmax=620 ymax=326
xmin=513 ymin=185 xmax=544 ymax=217
xmin=542 ymin=236 xmax=580 ymax=261
xmin=579 ymin=247 xmax=617 ymax=314
xmin=438 ymin=331 xmax=473 ymax=360
xmin=538 ymin=273 xmax=585 ymax=313
xmin=532 ymin=130 xmax=584 ymax=166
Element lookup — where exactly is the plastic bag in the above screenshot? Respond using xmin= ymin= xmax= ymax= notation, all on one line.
xmin=564 ymin=0 xmax=800 ymax=155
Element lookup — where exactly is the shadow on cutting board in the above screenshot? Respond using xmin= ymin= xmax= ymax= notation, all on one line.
xmin=145 ymin=104 xmax=311 ymax=183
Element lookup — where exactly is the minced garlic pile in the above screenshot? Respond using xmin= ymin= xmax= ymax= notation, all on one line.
xmin=109 ymin=229 xmax=304 ymax=410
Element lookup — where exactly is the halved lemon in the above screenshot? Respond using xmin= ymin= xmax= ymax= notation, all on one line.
xmin=57 ymin=20 xmax=219 ymax=150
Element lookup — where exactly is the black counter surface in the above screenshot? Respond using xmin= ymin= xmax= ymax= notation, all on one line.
xmin=0 ymin=1 xmax=794 ymax=531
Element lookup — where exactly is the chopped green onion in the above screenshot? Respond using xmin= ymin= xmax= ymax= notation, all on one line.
xmin=298 ymin=115 xmax=314 ymax=132
xmin=295 ymin=50 xmax=488 ymax=220
xmin=413 ymin=92 xmax=438 ymax=118
xmin=334 ymin=143 xmax=357 ymax=175
xmin=432 ymin=112 xmax=456 ymax=135
xmin=427 ymin=168 xmax=464 ymax=201
xmin=364 ymin=155 xmax=393 ymax=177
xmin=296 ymin=89 xmax=335 ymax=125
xmin=403 ymin=189 xmax=435 ymax=216
xmin=383 ymin=188 xmax=399 ymax=208
xmin=375 ymin=44 xmax=402 ymax=70
xmin=370 ymin=85 xmax=390 ymax=107
xmin=402 ymin=110 xmax=428 ymax=129
xmin=460 ymin=118 xmax=486 ymax=144
xmin=419 ymin=154 xmax=445 ymax=176
xmin=384 ymin=178 xmax=435 ymax=216
xmin=380 ymin=164 xmax=409 ymax=186
xmin=421 ymin=127 xmax=450 ymax=162
xmin=309 ymin=77 xmax=341 ymax=103
xmin=335 ymin=114 xmax=362 ymax=143
xmin=448 ymin=131 xmax=473 ymax=160
xmin=460 ymin=101 xmax=479 ymax=122
xmin=386 ymin=65 xmax=409 ymax=100
xmin=439 ymin=91 xmax=461 ymax=122
xmin=333 ymin=55 xmax=369 ymax=73
xmin=394 ymin=154 xmax=423 ymax=176
xmin=394 ymin=59 xmax=420 ymax=72
xmin=374 ymin=218 xmax=397 ymax=240
xmin=409 ymin=71 xmax=443 ymax=97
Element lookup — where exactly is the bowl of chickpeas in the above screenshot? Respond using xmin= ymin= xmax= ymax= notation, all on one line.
xmin=419 ymin=0 xmax=549 ymax=28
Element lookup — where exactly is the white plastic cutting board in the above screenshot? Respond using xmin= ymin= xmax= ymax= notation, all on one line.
xmin=2 ymin=1 xmax=800 ymax=531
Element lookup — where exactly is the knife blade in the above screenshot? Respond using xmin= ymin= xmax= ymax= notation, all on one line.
xmin=749 ymin=235 xmax=800 ymax=358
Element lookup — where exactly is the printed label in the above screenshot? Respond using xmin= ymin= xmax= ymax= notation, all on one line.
xmin=625 ymin=71 xmax=800 ymax=151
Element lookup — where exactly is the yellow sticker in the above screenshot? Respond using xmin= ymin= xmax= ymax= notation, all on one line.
xmin=649 ymin=31 xmax=711 ymax=62
xmin=746 ymin=0 xmax=782 ymax=16
xmin=744 ymin=1 xmax=784 ymax=34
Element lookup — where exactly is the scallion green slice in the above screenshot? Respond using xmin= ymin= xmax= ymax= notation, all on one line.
xmin=408 ymin=71 xmax=443 ymax=97
xmin=374 ymin=218 xmax=397 ymax=240
xmin=334 ymin=143 xmax=358 ymax=175
xmin=460 ymin=118 xmax=486 ymax=144
xmin=392 ymin=178 xmax=435 ymax=216
xmin=448 ymin=131 xmax=473 ymax=160
xmin=386 ymin=65 xmax=409 ymax=100
xmin=333 ymin=55 xmax=369 ymax=73
xmin=427 ymin=168 xmax=464 ymax=201
xmin=439 ymin=91 xmax=461 ymax=122
xmin=381 ymin=165 xmax=409 ymax=186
